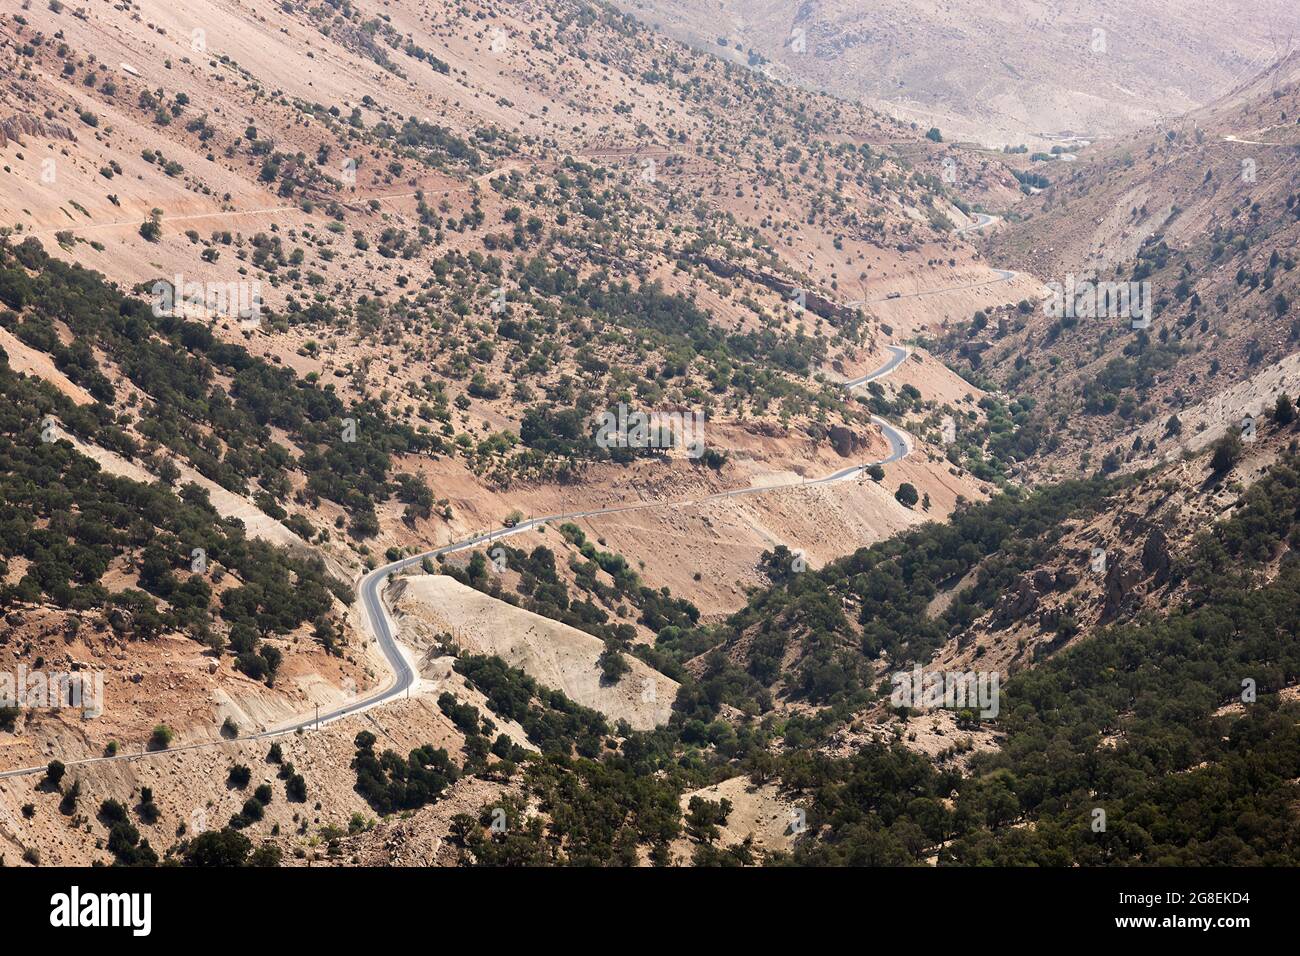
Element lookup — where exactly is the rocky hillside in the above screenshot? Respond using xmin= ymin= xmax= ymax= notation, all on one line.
xmin=0 ymin=0 xmax=996 ymax=866
xmin=615 ymin=0 xmax=1300 ymax=144
xmin=3 ymin=0 xmax=1298 ymax=871
xmin=932 ymin=51 xmax=1300 ymax=480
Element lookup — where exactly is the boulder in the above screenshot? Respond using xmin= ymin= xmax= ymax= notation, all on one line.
xmin=828 ymin=424 xmax=867 ymax=457
xmin=1054 ymin=567 xmax=1080 ymax=590
xmin=1141 ymin=528 xmax=1172 ymax=585
xmin=993 ymin=575 xmax=1038 ymax=625
xmin=1101 ymin=558 xmax=1143 ymax=622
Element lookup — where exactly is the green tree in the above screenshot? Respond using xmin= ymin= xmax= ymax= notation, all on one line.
xmin=184 ymin=828 xmax=252 ymax=866
xmin=45 ymin=760 xmax=65 ymax=788
xmin=138 ymin=208 xmax=163 ymax=242
xmin=685 ymin=796 xmax=732 ymax=844
xmin=1209 ymin=430 xmax=1243 ymax=474
xmin=894 ymin=482 xmax=920 ymax=507
xmin=1274 ymin=393 xmax=1295 ymax=426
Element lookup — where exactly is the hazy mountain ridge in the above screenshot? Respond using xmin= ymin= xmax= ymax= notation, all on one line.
xmin=614 ymin=0 xmax=1300 ymax=144
xmin=935 ymin=50 xmax=1300 ymax=479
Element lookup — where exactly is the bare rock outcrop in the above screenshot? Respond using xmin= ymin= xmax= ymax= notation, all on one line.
xmin=1142 ymin=528 xmax=1172 ymax=585
xmin=689 ymin=253 xmax=861 ymax=326
xmin=993 ymin=574 xmax=1038 ymax=626
xmin=1101 ymin=558 xmax=1143 ymax=622
xmin=0 ymin=113 xmax=78 ymax=149
xmin=1054 ymin=567 xmax=1080 ymax=590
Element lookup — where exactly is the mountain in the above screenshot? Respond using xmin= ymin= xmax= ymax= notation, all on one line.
xmin=0 ymin=0 xmax=995 ymax=866
xmin=933 ymin=50 xmax=1300 ymax=480
xmin=614 ymin=0 xmax=1300 ymax=144
xmin=1 ymin=0 xmax=1299 ymax=877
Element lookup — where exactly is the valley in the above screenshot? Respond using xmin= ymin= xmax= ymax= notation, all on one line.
xmin=0 ymin=0 xmax=1297 ymax=880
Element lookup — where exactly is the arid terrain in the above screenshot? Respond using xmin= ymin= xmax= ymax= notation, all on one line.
xmin=616 ymin=0 xmax=1300 ymax=145
xmin=1 ymin=0 xmax=1299 ymax=875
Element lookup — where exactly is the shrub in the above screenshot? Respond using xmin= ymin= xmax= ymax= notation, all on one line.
xmin=139 ymin=210 xmax=162 ymax=242
xmin=184 ymin=828 xmax=252 ymax=866
xmin=1274 ymin=394 xmax=1295 ymax=426
xmin=1209 ymin=431 xmax=1243 ymax=474
xmin=894 ymin=482 xmax=920 ymax=507
xmin=45 ymin=760 xmax=65 ymax=787
xmin=227 ymin=764 xmax=252 ymax=788
xmin=59 ymin=779 xmax=80 ymax=815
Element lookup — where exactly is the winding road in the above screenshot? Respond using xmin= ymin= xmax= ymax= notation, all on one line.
xmin=955 ymin=212 xmax=1001 ymax=236
xmin=844 ymin=213 xmax=1015 ymax=307
xmin=0 ymin=346 xmax=915 ymax=780
xmin=846 ymin=267 xmax=1017 ymax=308
xmin=0 ymin=215 xmax=1003 ymax=780
xmin=279 ymin=345 xmax=917 ymax=724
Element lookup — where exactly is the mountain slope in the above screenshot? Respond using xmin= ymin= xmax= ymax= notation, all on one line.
xmin=615 ymin=0 xmax=1300 ymax=144
xmin=934 ymin=52 xmax=1300 ymax=478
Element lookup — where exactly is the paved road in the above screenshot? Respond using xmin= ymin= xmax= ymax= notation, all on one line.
xmin=842 ymin=342 xmax=909 ymax=388
xmin=0 ymin=345 xmax=917 ymax=780
xmin=847 ymin=268 xmax=1016 ymax=308
xmin=954 ymin=212 xmax=1000 ymax=235
xmin=2 ymin=209 xmax=1003 ymax=779
xmin=285 ymin=345 xmax=916 ymax=720
xmin=846 ymin=213 xmax=1012 ymax=307
xmin=5 ymin=212 xmax=1004 ymax=778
